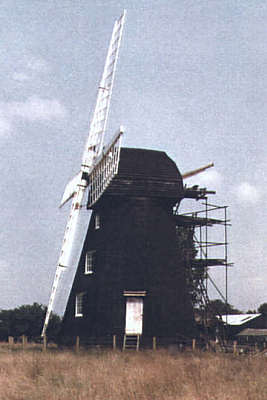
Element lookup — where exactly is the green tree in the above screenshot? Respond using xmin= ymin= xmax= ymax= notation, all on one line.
xmin=0 ymin=303 xmax=61 ymax=341
xmin=207 ymin=299 xmax=242 ymax=316
xmin=258 ymin=302 xmax=267 ymax=315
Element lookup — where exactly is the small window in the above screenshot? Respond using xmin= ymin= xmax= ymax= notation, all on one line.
xmin=85 ymin=251 xmax=95 ymax=274
xmin=95 ymin=213 xmax=100 ymax=230
xmin=75 ymin=292 xmax=85 ymax=317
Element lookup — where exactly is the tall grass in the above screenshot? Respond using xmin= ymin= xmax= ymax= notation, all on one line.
xmin=0 ymin=346 xmax=266 ymax=400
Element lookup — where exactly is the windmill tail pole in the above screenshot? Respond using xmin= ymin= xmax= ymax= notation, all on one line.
xmin=182 ymin=162 xmax=214 ymax=179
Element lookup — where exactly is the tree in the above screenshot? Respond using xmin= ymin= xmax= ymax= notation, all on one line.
xmin=0 ymin=303 xmax=61 ymax=341
xmin=246 ymin=309 xmax=257 ymax=314
xmin=258 ymin=303 xmax=267 ymax=315
xmin=207 ymin=299 xmax=242 ymax=316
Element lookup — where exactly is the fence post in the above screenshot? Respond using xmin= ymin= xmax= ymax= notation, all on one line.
xmin=153 ymin=336 xmax=157 ymax=351
xmin=43 ymin=334 xmax=47 ymax=352
xmin=75 ymin=336 xmax=80 ymax=353
xmin=113 ymin=335 xmax=116 ymax=350
xmin=233 ymin=340 xmax=237 ymax=355
xmin=8 ymin=336 xmax=14 ymax=350
xmin=22 ymin=335 xmax=27 ymax=350
xmin=192 ymin=338 xmax=196 ymax=351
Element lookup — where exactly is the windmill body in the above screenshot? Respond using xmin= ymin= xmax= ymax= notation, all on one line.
xmin=44 ymin=12 xmax=201 ymax=346
xmin=60 ymin=148 xmax=196 ymax=344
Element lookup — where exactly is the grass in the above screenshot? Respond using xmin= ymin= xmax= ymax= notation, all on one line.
xmin=0 ymin=345 xmax=267 ymax=400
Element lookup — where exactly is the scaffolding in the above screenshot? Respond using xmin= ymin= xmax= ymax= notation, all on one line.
xmin=174 ymin=188 xmax=232 ymax=339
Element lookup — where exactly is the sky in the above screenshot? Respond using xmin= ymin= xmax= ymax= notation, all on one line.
xmin=1 ymin=0 xmax=267 ymax=313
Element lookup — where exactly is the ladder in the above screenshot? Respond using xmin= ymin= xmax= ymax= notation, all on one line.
xmin=123 ymin=334 xmax=140 ymax=351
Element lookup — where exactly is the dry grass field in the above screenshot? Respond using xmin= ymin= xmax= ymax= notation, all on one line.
xmin=0 ymin=344 xmax=267 ymax=400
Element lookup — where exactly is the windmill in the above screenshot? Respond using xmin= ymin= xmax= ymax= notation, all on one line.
xmin=43 ymin=12 xmax=226 ymax=349
xmin=42 ymin=10 xmax=126 ymax=337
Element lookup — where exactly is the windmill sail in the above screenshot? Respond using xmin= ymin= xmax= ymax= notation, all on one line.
xmin=88 ymin=127 xmax=123 ymax=207
xmin=59 ymin=10 xmax=126 ymax=208
xmin=82 ymin=10 xmax=126 ymax=168
xmin=60 ymin=173 xmax=80 ymax=208
xmin=42 ymin=11 xmax=126 ymax=337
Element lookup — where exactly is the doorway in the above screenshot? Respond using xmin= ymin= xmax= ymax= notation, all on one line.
xmin=125 ymin=297 xmax=143 ymax=335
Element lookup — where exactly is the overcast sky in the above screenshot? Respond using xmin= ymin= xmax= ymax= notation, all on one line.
xmin=1 ymin=0 xmax=266 ymax=313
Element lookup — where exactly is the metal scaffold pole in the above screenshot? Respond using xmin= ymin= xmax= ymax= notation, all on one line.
xmin=175 ymin=196 xmax=232 ymax=342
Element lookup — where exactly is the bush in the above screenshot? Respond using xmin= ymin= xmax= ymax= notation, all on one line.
xmin=0 ymin=303 xmax=61 ymax=341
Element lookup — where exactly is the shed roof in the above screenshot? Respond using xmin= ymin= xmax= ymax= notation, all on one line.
xmin=237 ymin=328 xmax=267 ymax=337
xmin=221 ymin=314 xmax=261 ymax=326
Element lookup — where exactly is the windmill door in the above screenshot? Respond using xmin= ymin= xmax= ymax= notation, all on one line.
xmin=125 ymin=297 xmax=143 ymax=335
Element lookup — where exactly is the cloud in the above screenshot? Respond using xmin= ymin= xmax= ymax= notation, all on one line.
xmin=185 ymin=168 xmax=223 ymax=188
xmin=0 ymin=96 xmax=67 ymax=136
xmin=235 ymin=182 xmax=261 ymax=204
xmin=11 ymin=57 xmax=49 ymax=84
xmin=0 ymin=115 xmax=11 ymax=136
xmin=5 ymin=96 xmax=67 ymax=121
xmin=12 ymin=72 xmax=30 ymax=82
xmin=27 ymin=57 xmax=49 ymax=73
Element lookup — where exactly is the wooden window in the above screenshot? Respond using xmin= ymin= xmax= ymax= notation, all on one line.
xmin=85 ymin=251 xmax=95 ymax=274
xmin=95 ymin=213 xmax=100 ymax=230
xmin=75 ymin=292 xmax=85 ymax=317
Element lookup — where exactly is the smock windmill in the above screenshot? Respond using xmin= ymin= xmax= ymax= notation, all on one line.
xmin=42 ymin=11 xmax=126 ymax=337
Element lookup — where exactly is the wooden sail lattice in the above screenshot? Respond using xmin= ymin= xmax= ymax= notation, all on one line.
xmin=88 ymin=128 xmax=123 ymax=207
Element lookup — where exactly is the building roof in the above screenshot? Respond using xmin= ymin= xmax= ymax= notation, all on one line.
xmin=103 ymin=148 xmax=183 ymax=200
xmin=237 ymin=328 xmax=267 ymax=337
xmin=221 ymin=314 xmax=261 ymax=326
